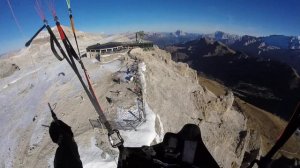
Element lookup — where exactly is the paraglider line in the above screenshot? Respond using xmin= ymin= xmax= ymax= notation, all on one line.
xmin=6 ymin=0 xmax=24 ymax=35
xmin=48 ymin=0 xmax=57 ymax=18
xmin=34 ymin=0 xmax=45 ymax=20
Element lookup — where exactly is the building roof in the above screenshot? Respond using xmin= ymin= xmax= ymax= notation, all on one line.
xmin=86 ymin=42 xmax=123 ymax=50
xmin=86 ymin=41 xmax=154 ymax=51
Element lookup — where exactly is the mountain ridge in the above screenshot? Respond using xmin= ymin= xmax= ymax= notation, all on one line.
xmin=144 ymin=30 xmax=300 ymax=74
xmin=165 ymin=37 xmax=300 ymax=121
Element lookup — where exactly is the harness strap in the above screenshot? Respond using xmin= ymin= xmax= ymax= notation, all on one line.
xmin=25 ymin=24 xmax=45 ymax=47
xmin=50 ymin=36 xmax=64 ymax=61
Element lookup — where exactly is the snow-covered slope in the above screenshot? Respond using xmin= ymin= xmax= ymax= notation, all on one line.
xmin=0 ymin=27 xmax=138 ymax=168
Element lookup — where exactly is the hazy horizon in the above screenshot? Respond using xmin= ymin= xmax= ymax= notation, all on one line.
xmin=1 ymin=0 xmax=300 ymax=54
xmin=1 ymin=27 xmax=299 ymax=55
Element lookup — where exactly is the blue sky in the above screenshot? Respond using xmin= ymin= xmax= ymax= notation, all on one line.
xmin=1 ymin=0 xmax=300 ymax=54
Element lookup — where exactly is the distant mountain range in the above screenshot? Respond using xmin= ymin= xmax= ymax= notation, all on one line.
xmin=144 ymin=30 xmax=300 ymax=73
xmin=145 ymin=31 xmax=201 ymax=47
xmin=164 ymin=37 xmax=300 ymax=120
xmin=205 ymin=31 xmax=300 ymax=49
xmin=146 ymin=30 xmax=300 ymax=49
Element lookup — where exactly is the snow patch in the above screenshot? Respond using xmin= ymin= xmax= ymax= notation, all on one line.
xmin=116 ymin=104 xmax=139 ymax=121
xmin=120 ymin=102 xmax=157 ymax=147
xmin=140 ymin=62 xmax=146 ymax=72
xmin=29 ymin=109 xmax=49 ymax=147
xmin=155 ymin=114 xmax=164 ymax=143
xmin=79 ymin=137 xmax=117 ymax=168
xmin=138 ymin=62 xmax=147 ymax=94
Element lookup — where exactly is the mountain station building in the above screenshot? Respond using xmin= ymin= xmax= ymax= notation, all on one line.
xmin=86 ymin=42 xmax=153 ymax=61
